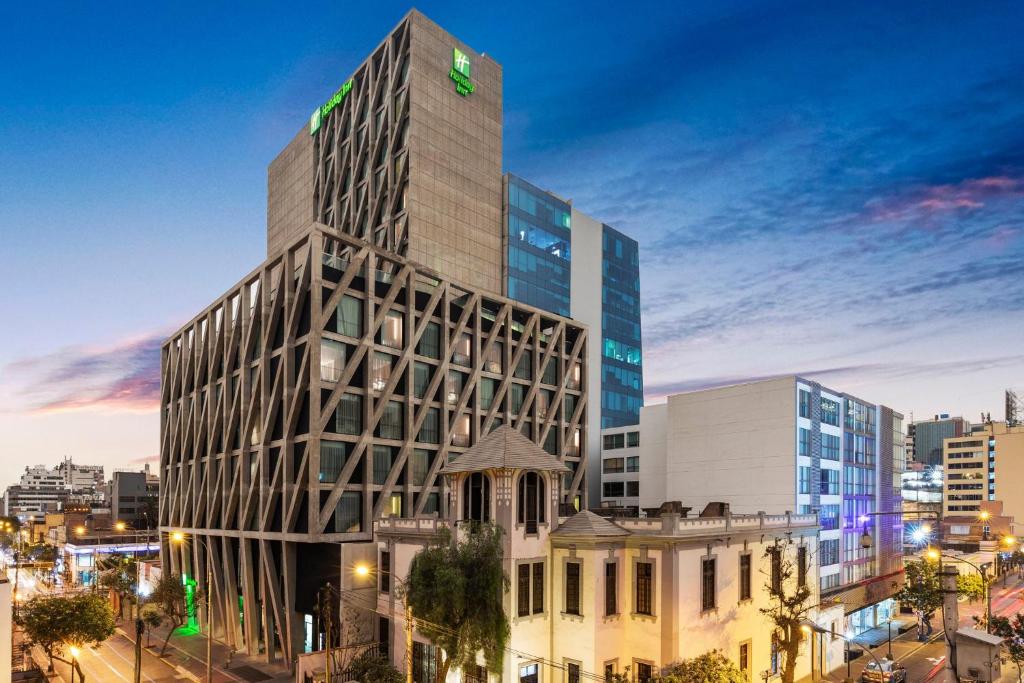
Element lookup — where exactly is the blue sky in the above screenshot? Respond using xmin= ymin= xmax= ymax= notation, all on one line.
xmin=1 ymin=1 xmax=1022 ymax=483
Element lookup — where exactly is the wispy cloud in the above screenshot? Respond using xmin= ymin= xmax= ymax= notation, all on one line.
xmin=2 ymin=332 xmax=165 ymax=414
xmin=866 ymin=176 xmax=1024 ymax=223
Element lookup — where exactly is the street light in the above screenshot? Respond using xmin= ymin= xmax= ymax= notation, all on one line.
xmin=115 ymin=521 xmax=127 ymax=532
xmin=75 ymin=526 xmax=86 ymax=537
xmin=69 ymin=645 xmax=81 ymax=683
xmin=171 ymin=533 xmax=216 ymax=683
xmin=347 ymin=562 xmax=412 ymax=683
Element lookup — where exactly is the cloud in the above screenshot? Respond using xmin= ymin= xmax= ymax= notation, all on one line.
xmin=645 ymin=355 xmax=1024 ymax=401
xmin=866 ymin=176 xmax=1024 ymax=223
xmin=2 ymin=332 xmax=166 ymax=414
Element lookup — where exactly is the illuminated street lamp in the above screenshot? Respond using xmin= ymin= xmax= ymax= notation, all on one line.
xmin=115 ymin=521 xmax=127 ymax=532
xmin=74 ymin=526 xmax=86 ymax=537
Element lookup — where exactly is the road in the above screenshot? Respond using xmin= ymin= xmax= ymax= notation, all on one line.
xmin=824 ymin=572 xmax=1024 ymax=682
xmin=47 ymin=624 xmax=259 ymax=683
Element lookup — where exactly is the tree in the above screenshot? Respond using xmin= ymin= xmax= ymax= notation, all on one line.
xmin=895 ymin=559 xmax=943 ymax=641
xmin=989 ymin=613 xmax=1024 ymax=682
xmin=957 ymin=572 xmax=986 ymax=603
xmin=759 ymin=541 xmax=814 ymax=683
xmin=140 ymin=603 xmax=164 ymax=648
xmin=98 ymin=554 xmax=138 ymax=620
xmin=17 ymin=594 xmax=115 ymax=669
xmin=657 ymin=650 xmax=747 ymax=683
xmin=345 ymin=652 xmax=403 ymax=683
xmin=148 ymin=572 xmax=191 ymax=656
xmin=405 ymin=523 xmax=510 ymax=682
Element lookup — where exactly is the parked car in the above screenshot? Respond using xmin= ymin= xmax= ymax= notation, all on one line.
xmin=860 ymin=658 xmax=907 ymax=683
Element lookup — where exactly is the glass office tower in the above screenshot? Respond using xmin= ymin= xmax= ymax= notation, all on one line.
xmin=505 ymin=175 xmax=572 ymax=316
xmin=600 ymin=224 xmax=643 ymax=428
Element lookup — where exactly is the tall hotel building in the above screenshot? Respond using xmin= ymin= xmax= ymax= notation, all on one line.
xmin=159 ymin=10 xmax=644 ymax=670
xmin=503 ymin=175 xmax=643 ymax=503
xmin=632 ymin=377 xmax=906 ymax=637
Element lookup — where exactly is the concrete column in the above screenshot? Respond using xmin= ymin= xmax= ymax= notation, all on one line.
xmin=940 ymin=564 xmax=959 ymax=673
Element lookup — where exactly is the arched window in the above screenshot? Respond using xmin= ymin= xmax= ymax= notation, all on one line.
xmin=462 ymin=472 xmax=491 ymax=522
xmin=517 ymin=471 xmax=546 ymax=533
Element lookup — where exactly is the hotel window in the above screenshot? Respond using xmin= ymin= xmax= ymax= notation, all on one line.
xmin=377 ymin=401 xmax=403 ymax=440
xmin=453 ymin=332 xmax=472 ymax=367
xmin=377 ymin=310 xmax=403 ymax=349
xmin=797 ymin=546 xmax=808 ymax=588
xmin=479 ymin=378 xmax=497 ymax=410
xmin=462 ymin=472 xmax=491 ymax=522
xmin=452 ymin=414 xmax=470 ymax=447
xmin=770 ymin=548 xmax=782 ymax=595
xmin=373 ymin=446 xmax=394 ymax=485
xmin=541 ymin=357 xmax=558 ymax=385
xmin=446 ymin=371 xmax=465 ymax=405
xmin=517 ymin=564 xmax=530 ymax=617
xmin=564 ymin=394 xmax=577 ymax=420
xmin=701 ymin=558 xmax=716 ymax=612
xmin=319 ymin=441 xmax=347 ymax=483
xmin=510 ymin=384 xmax=526 ymax=414
xmin=411 ymin=449 xmax=431 ymax=486
xmin=334 ymin=295 xmax=362 ymax=338
xmin=380 ymin=550 xmax=391 ymax=594
xmin=798 ymin=428 xmax=811 ymax=456
xmin=565 ymin=562 xmax=581 ymax=615
xmin=537 ymin=390 xmax=553 ymax=418
xmin=798 ymin=466 xmax=811 ymax=494
xmin=336 ymin=492 xmax=362 ymax=533
xmin=413 ymin=362 xmax=432 ymax=399
xmin=484 ymin=341 xmax=503 ymax=373
xmin=799 ymin=389 xmax=811 ymax=418
xmin=370 ymin=352 xmax=393 ymax=392
xmin=605 ymin=562 xmax=617 ymax=616
xmin=418 ymin=408 xmax=440 ymax=444
xmin=514 ymin=353 xmax=532 ymax=380
xmin=417 ymin=322 xmax=440 ymax=359
xmin=739 ymin=554 xmax=752 ymax=601
xmin=739 ymin=642 xmax=751 ymax=679
xmin=320 ymin=339 xmax=346 ymax=382
xmin=517 ymin=471 xmax=546 ymax=533
xmin=603 ymin=458 xmax=625 ymax=474
xmin=533 ymin=562 xmax=544 ymax=614
xmin=334 ymin=394 xmax=362 ymax=435
xmin=636 ymin=561 xmax=653 ymax=615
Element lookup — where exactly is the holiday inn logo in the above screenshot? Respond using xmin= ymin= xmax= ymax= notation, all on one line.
xmin=453 ymin=48 xmax=471 ymax=78
xmin=449 ymin=47 xmax=475 ymax=96
xmin=309 ymin=78 xmax=354 ymax=135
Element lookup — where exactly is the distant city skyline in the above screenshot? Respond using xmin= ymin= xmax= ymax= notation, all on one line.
xmin=2 ymin=0 xmax=1022 ymax=489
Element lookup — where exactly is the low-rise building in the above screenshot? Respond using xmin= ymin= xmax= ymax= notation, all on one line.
xmin=943 ymin=421 xmax=1024 ymax=524
xmin=365 ymin=426 xmax=844 ymax=682
xmin=110 ymin=467 xmax=159 ymax=529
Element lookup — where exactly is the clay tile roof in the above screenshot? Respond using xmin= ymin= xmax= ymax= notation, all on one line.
xmin=552 ymin=510 xmax=631 ymax=537
xmin=440 ymin=425 xmax=571 ymax=474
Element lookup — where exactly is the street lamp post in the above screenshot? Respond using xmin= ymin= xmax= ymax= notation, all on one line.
xmin=171 ymin=532 xmax=216 ymax=683
xmin=351 ymin=561 xmax=412 ymax=683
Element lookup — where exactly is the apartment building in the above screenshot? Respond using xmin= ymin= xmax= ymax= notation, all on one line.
xmin=943 ymin=421 xmax=1024 ymax=523
xmin=598 ymin=425 xmax=641 ymax=508
xmin=634 ymin=377 xmax=906 ymax=637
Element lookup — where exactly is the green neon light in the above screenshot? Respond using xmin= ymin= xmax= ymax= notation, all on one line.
xmin=310 ymin=79 xmax=354 ymax=135
xmin=183 ymin=574 xmax=198 ymax=630
xmin=449 ymin=48 xmax=475 ymax=97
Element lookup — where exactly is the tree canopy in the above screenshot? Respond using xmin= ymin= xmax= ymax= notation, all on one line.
xmin=18 ymin=594 xmax=115 ymax=665
xmin=346 ymin=652 xmax=403 ymax=683
xmin=658 ymin=651 xmax=748 ymax=683
xmin=989 ymin=613 xmax=1024 ymax=683
xmin=405 ymin=522 xmax=509 ymax=682
xmin=760 ymin=542 xmax=814 ymax=683
xmin=148 ymin=572 xmax=191 ymax=656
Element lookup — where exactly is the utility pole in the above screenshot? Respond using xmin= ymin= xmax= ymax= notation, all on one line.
xmin=405 ymin=599 xmax=413 ymax=683
xmin=940 ymin=563 xmax=959 ymax=675
xmin=323 ymin=584 xmax=332 ymax=683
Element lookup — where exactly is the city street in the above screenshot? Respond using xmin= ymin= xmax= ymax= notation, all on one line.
xmin=823 ymin=573 xmax=1024 ymax=682
xmin=43 ymin=621 xmax=288 ymax=683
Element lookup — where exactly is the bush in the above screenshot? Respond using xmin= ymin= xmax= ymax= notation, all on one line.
xmin=345 ymin=652 xmax=403 ymax=683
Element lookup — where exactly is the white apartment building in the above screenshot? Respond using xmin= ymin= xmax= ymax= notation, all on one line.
xmin=633 ymin=377 xmax=905 ymax=638
xmin=599 ymin=425 xmax=641 ymax=509
xmin=355 ymin=426 xmax=844 ymax=682
xmin=2 ymin=460 xmax=106 ymax=522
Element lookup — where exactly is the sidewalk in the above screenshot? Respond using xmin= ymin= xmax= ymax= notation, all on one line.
xmin=121 ymin=617 xmax=293 ymax=683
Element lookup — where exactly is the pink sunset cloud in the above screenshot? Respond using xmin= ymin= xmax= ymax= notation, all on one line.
xmin=866 ymin=175 xmax=1024 ymax=223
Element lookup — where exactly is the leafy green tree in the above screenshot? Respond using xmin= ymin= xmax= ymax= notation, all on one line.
xmin=140 ymin=603 xmax=164 ymax=648
xmin=895 ymin=559 xmax=943 ymax=641
xmin=345 ymin=652 xmax=403 ymax=683
xmin=148 ymin=572 xmax=191 ymax=656
xmin=760 ymin=542 xmax=814 ymax=683
xmin=99 ymin=555 xmax=138 ymax=620
xmin=405 ymin=522 xmax=510 ymax=682
xmin=957 ymin=572 xmax=986 ymax=603
xmin=17 ymin=594 xmax=115 ymax=669
xmin=989 ymin=613 xmax=1024 ymax=682
xmin=658 ymin=650 xmax=748 ymax=682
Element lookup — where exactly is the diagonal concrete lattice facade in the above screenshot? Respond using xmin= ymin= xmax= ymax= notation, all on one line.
xmin=160 ymin=225 xmax=588 ymax=664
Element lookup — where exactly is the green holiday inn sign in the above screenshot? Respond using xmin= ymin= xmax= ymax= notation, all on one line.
xmin=450 ymin=47 xmax=475 ymax=96
xmin=309 ymin=78 xmax=354 ymax=135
